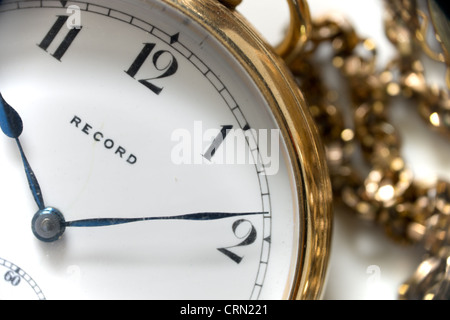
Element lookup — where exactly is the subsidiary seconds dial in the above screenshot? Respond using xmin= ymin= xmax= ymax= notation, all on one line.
xmin=0 ymin=0 xmax=330 ymax=300
xmin=0 ymin=257 xmax=45 ymax=300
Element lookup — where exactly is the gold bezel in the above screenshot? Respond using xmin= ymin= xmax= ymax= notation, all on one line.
xmin=163 ymin=0 xmax=333 ymax=299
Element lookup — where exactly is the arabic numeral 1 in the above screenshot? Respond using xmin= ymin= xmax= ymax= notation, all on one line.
xmin=4 ymin=271 xmax=21 ymax=286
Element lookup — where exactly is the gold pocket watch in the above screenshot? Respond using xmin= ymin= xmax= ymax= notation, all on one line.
xmin=0 ymin=0 xmax=332 ymax=299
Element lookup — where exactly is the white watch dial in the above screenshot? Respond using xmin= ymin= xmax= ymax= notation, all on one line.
xmin=0 ymin=0 xmax=300 ymax=299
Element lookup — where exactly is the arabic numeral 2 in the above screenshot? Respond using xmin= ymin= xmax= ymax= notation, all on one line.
xmin=4 ymin=271 xmax=21 ymax=286
xmin=218 ymin=219 xmax=257 ymax=264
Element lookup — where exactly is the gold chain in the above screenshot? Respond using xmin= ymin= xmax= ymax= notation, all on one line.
xmin=283 ymin=0 xmax=449 ymax=299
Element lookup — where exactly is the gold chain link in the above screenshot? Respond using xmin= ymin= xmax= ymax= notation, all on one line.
xmin=284 ymin=0 xmax=450 ymax=299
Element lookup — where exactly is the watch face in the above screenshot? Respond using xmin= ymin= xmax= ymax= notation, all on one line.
xmin=0 ymin=0 xmax=307 ymax=299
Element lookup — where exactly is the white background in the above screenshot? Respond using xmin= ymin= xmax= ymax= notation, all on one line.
xmin=239 ymin=0 xmax=450 ymax=299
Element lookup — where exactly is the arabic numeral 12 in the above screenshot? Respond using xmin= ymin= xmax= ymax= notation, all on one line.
xmin=125 ymin=42 xmax=178 ymax=95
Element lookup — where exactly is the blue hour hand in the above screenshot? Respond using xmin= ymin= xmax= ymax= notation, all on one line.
xmin=0 ymin=92 xmax=45 ymax=210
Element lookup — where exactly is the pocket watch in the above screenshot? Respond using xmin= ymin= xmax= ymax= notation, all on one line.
xmin=0 ymin=0 xmax=332 ymax=300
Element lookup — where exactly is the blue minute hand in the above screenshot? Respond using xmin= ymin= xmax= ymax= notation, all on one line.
xmin=0 ymin=92 xmax=45 ymax=210
xmin=65 ymin=212 xmax=267 ymax=228
xmin=31 ymin=209 xmax=266 ymax=242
